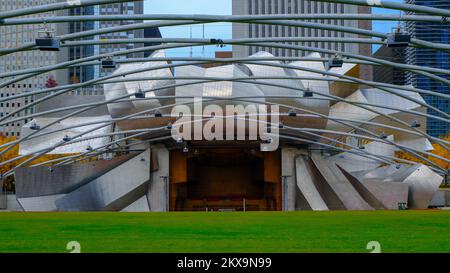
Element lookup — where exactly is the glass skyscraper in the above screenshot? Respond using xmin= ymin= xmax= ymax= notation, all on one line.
xmin=405 ymin=0 xmax=450 ymax=138
xmin=68 ymin=1 xmax=158 ymax=95
xmin=232 ymin=0 xmax=373 ymax=81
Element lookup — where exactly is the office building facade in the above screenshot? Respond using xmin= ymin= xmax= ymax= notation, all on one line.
xmin=373 ymin=46 xmax=406 ymax=86
xmin=0 ymin=0 xmax=67 ymax=137
xmin=232 ymin=0 xmax=372 ymax=80
xmin=67 ymin=1 xmax=145 ymax=94
xmin=405 ymin=0 xmax=450 ymax=138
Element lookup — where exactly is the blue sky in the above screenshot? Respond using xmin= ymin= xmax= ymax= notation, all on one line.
xmin=144 ymin=0 xmax=232 ymax=57
xmin=144 ymin=0 xmax=401 ymax=56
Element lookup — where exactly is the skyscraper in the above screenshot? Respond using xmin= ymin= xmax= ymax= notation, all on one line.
xmin=405 ymin=0 xmax=450 ymax=138
xmin=67 ymin=1 xmax=146 ymax=93
xmin=0 ymin=0 xmax=67 ymax=138
xmin=232 ymin=0 xmax=372 ymax=80
xmin=373 ymin=46 xmax=406 ymax=86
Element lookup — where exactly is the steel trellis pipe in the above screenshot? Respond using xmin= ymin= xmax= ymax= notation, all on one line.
xmin=0 ymin=54 xmax=379 ymax=79
xmin=2 ymin=0 xmax=450 ymax=19
xmin=1 ymin=14 xmax=447 ymax=26
xmin=0 ymin=64 xmax=446 ymax=169
xmin=2 ymin=18 xmax=450 ymax=56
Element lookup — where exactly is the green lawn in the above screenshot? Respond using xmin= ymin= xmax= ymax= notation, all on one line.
xmin=0 ymin=211 xmax=449 ymax=253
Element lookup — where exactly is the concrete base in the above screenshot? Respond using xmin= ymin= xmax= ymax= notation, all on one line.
xmin=18 ymin=194 xmax=65 ymax=211
xmin=311 ymin=154 xmax=373 ymax=210
xmin=15 ymin=154 xmax=136 ymax=198
xmin=349 ymin=164 xmax=442 ymax=209
xmin=282 ymin=148 xmax=426 ymax=211
xmin=17 ymin=149 xmax=151 ymax=212
xmin=9 ymin=145 xmax=443 ymax=212
xmin=147 ymin=144 xmax=169 ymax=211
xmin=360 ymin=180 xmax=409 ymax=210
xmin=281 ymin=148 xmax=307 ymax=211
xmin=295 ymin=156 xmax=329 ymax=211
xmin=430 ymin=189 xmax=450 ymax=207
xmin=55 ymin=149 xmax=151 ymax=211
xmin=0 ymin=195 xmax=24 ymax=212
xmin=401 ymin=165 xmax=443 ymax=209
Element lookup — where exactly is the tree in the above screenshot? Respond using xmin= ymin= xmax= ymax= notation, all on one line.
xmin=396 ymin=134 xmax=450 ymax=170
xmin=45 ymin=74 xmax=58 ymax=88
xmin=70 ymin=75 xmax=80 ymax=84
xmin=0 ymin=134 xmax=74 ymax=192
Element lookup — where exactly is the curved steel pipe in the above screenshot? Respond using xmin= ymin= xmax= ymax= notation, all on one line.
xmin=1 ymin=14 xmax=447 ymax=26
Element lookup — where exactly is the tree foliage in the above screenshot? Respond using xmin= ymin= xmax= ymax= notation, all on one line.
xmin=45 ymin=74 xmax=58 ymax=88
xmin=0 ymin=135 xmax=71 ymax=191
xmin=396 ymin=134 xmax=450 ymax=170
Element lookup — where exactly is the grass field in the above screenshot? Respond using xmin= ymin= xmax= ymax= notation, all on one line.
xmin=0 ymin=211 xmax=449 ymax=253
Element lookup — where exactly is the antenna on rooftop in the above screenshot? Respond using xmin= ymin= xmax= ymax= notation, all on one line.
xmin=190 ymin=26 xmax=193 ymax=58
xmin=202 ymin=24 xmax=205 ymax=57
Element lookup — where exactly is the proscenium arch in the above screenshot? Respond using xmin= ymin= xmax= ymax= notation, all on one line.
xmin=35 ymin=120 xmax=398 ymax=168
xmin=47 ymin=126 xmax=438 ymax=170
